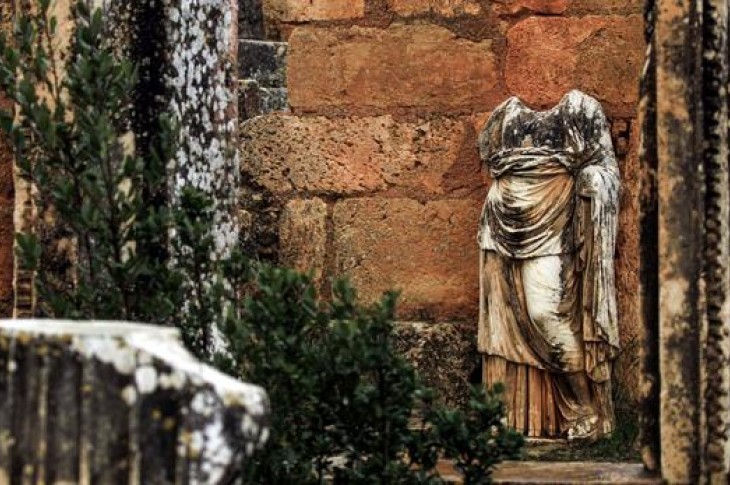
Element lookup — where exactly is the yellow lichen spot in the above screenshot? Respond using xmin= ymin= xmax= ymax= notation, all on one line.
xmin=179 ymin=430 xmax=192 ymax=446
xmin=16 ymin=333 xmax=32 ymax=345
xmin=163 ymin=417 xmax=176 ymax=431
xmin=152 ymin=409 xmax=162 ymax=420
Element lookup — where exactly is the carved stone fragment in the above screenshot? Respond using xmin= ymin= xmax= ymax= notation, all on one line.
xmin=477 ymin=90 xmax=620 ymax=440
xmin=0 ymin=320 xmax=269 ymax=484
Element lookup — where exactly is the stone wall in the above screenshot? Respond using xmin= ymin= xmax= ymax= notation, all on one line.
xmin=240 ymin=0 xmax=644 ymax=400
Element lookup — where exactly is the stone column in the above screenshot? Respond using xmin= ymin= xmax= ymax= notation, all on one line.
xmin=0 ymin=319 xmax=269 ymax=483
xmin=640 ymin=0 xmax=730 ymax=482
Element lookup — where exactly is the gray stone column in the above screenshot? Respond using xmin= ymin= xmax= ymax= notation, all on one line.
xmin=640 ymin=0 xmax=730 ymax=482
xmin=0 ymin=319 xmax=269 ymax=483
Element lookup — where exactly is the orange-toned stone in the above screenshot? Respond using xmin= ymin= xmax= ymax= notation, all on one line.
xmin=288 ymin=25 xmax=500 ymax=112
xmin=263 ymin=0 xmax=365 ymax=22
xmin=240 ymin=114 xmax=484 ymax=197
xmin=506 ymin=16 xmax=643 ymax=116
xmin=613 ymin=119 xmax=641 ymax=401
xmin=568 ymin=0 xmax=643 ymax=14
xmin=495 ymin=0 xmax=567 ymax=15
xmin=333 ymin=198 xmax=481 ymax=321
xmin=279 ymin=198 xmax=328 ymax=286
xmin=388 ymin=0 xmax=482 ymax=17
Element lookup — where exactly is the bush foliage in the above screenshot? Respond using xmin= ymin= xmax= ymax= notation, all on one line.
xmin=0 ymin=2 xmax=523 ymax=483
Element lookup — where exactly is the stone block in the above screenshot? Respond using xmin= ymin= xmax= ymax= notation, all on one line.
xmin=288 ymin=25 xmax=500 ymax=112
xmin=0 ymin=320 xmax=269 ymax=483
xmin=333 ymin=198 xmax=481 ymax=321
xmin=238 ymin=40 xmax=288 ymax=88
xmin=495 ymin=0 xmax=568 ymax=15
xmin=568 ymin=0 xmax=644 ymax=14
xmin=392 ymin=321 xmax=478 ymax=410
xmin=279 ymin=198 xmax=328 ymax=285
xmin=506 ymin=16 xmax=643 ymax=116
xmin=387 ymin=0 xmax=483 ymax=17
xmin=239 ymin=0 xmax=265 ymax=39
xmin=239 ymin=80 xmax=289 ymax=120
xmin=240 ymin=114 xmax=483 ymax=197
xmin=263 ymin=0 xmax=365 ymax=22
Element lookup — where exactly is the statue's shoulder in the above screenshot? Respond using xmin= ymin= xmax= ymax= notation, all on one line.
xmin=481 ymin=97 xmax=518 ymax=133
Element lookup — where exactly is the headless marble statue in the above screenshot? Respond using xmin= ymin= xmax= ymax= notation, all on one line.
xmin=477 ymin=90 xmax=620 ymax=441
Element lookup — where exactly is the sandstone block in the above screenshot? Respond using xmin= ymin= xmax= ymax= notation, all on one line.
xmin=240 ymin=114 xmax=483 ymax=197
xmin=279 ymin=198 xmax=328 ymax=285
xmin=495 ymin=0 xmax=567 ymax=15
xmin=288 ymin=25 xmax=500 ymax=112
xmin=506 ymin=16 xmax=643 ymax=116
xmin=333 ymin=198 xmax=481 ymax=321
xmin=263 ymin=0 xmax=365 ymax=22
xmin=568 ymin=0 xmax=643 ymax=14
xmin=387 ymin=0 xmax=482 ymax=17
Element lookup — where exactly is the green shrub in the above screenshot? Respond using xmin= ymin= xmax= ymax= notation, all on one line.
xmin=0 ymin=2 xmax=524 ymax=483
xmin=218 ymin=264 xmax=524 ymax=484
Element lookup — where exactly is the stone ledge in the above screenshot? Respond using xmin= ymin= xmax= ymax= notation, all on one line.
xmin=492 ymin=462 xmax=660 ymax=484
xmin=438 ymin=461 xmax=659 ymax=484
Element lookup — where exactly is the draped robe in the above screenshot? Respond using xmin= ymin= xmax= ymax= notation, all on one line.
xmin=477 ymin=90 xmax=620 ymax=439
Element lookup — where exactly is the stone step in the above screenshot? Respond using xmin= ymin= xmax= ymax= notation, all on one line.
xmin=492 ymin=462 xmax=661 ymax=485
xmin=438 ymin=461 xmax=660 ymax=485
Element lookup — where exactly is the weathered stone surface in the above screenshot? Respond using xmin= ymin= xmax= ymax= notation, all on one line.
xmin=492 ymin=462 xmax=661 ymax=484
xmin=0 ymin=320 xmax=269 ymax=483
xmin=333 ymin=198 xmax=480 ymax=321
xmin=239 ymin=0 xmax=265 ymax=39
xmin=239 ymin=40 xmax=288 ymax=88
xmin=614 ymin=120 xmax=641 ymax=401
xmin=506 ymin=16 xmax=643 ymax=115
xmin=288 ymin=25 xmax=500 ymax=112
xmin=392 ymin=322 xmax=478 ymax=410
xmin=0 ymin=97 xmax=12 ymax=318
xmin=164 ymin=0 xmax=240 ymax=258
xmin=494 ymin=0 xmax=568 ymax=15
xmin=263 ymin=0 xmax=365 ymax=22
xmin=240 ymin=114 xmax=483 ymax=197
xmin=387 ymin=0 xmax=483 ymax=17
xmin=239 ymin=80 xmax=289 ymax=119
xmin=279 ymin=198 xmax=328 ymax=286
xmin=568 ymin=0 xmax=643 ymax=14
